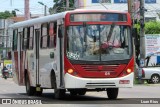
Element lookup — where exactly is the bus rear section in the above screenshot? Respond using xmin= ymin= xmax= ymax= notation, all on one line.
xmin=63 ymin=11 xmax=134 ymax=99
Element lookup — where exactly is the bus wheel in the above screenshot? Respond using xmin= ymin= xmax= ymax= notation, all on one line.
xmin=107 ymin=88 xmax=119 ymax=100
xmin=78 ymin=89 xmax=86 ymax=95
xmin=51 ymin=72 xmax=66 ymax=99
xmin=54 ymin=88 xmax=66 ymax=99
xmin=25 ymin=74 xmax=35 ymax=96
xmin=35 ymin=88 xmax=43 ymax=96
xmin=69 ymin=89 xmax=78 ymax=96
xmin=51 ymin=71 xmax=56 ymax=88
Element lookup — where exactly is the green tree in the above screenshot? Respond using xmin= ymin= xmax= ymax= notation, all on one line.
xmin=145 ymin=21 xmax=160 ymax=34
xmin=49 ymin=8 xmax=54 ymax=14
xmin=49 ymin=0 xmax=75 ymax=14
xmin=11 ymin=10 xmax=17 ymax=17
xmin=134 ymin=21 xmax=160 ymax=63
xmin=0 ymin=11 xmax=14 ymax=19
xmin=134 ymin=21 xmax=160 ymax=36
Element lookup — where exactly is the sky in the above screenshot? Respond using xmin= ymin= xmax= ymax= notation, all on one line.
xmin=0 ymin=0 xmax=54 ymax=15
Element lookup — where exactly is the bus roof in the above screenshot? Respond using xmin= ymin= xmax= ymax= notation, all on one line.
xmin=73 ymin=9 xmax=128 ymax=14
xmin=9 ymin=9 xmax=129 ymax=29
xmin=9 ymin=11 xmax=67 ymax=29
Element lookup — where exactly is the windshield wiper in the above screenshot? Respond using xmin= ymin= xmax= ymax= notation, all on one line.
xmin=107 ymin=23 xmax=115 ymax=42
xmin=83 ymin=22 xmax=88 ymax=51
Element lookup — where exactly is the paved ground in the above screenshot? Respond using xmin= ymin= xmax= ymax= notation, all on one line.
xmin=0 ymin=77 xmax=160 ymax=107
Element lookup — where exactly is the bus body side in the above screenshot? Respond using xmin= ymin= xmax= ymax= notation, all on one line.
xmin=11 ymin=12 xmax=67 ymax=89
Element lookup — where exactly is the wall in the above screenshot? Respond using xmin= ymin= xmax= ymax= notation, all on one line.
xmin=74 ymin=0 xmax=160 ymax=20
xmin=0 ymin=19 xmax=14 ymax=59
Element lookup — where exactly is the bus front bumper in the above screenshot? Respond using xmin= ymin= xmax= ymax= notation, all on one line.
xmin=64 ymin=72 xmax=134 ymax=88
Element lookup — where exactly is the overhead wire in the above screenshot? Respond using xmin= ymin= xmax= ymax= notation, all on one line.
xmin=1 ymin=0 xmax=160 ymax=16
xmin=0 ymin=0 xmax=10 ymax=5
xmin=0 ymin=0 xmax=54 ymax=14
xmin=145 ymin=3 xmax=160 ymax=18
xmin=30 ymin=0 xmax=54 ymax=14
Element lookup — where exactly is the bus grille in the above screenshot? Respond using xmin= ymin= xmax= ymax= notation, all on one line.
xmin=86 ymin=83 xmax=116 ymax=87
xmin=81 ymin=65 xmax=119 ymax=72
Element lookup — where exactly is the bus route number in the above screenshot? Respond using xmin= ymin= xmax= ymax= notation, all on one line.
xmin=105 ymin=72 xmax=110 ymax=76
xmin=67 ymin=52 xmax=80 ymax=60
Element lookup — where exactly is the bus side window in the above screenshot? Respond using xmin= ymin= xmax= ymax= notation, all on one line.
xmin=12 ymin=29 xmax=18 ymax=51
xmin=22 ymin=28 xmax=29 ymax=50
xmin=41 ymin=23 xmax=48 ymax=48
xmin=49 ymin=22 xmax=57 ymax=48
xmin=29 ymin=26 xmax=34 ymax=50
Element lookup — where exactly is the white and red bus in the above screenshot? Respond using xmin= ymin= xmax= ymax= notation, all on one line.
xmin=10 ymin=9 xmax=135 ymax=99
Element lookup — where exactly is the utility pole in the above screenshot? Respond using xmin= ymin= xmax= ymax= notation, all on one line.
xmin=127 ymin=0 xmax=132 ymax=16
xmin=25 ymin=0 xmax=30 ymax=20
xmin=128 ymin=0 xmax=137 ymax=79
xmin=44 ymin=5 xmax=47 ymax=16
xmin=10 ymin=0 xmax=12 ymax=6
xmin=66 ymin=0 xmax=69 ymax=10
xmin=139 ymin=0 xmax=145 ymax=83
xmin=38 ymin=1 xmax=47 ymax=16
xmin=140 ymin=0 xmax=145 ymax=66
xmin=4 ymin=20 xmax=8 ymax=59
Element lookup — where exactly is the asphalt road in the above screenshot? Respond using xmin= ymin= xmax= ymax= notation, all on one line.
xmin=0 ymin=77 xmax=160 ymax=107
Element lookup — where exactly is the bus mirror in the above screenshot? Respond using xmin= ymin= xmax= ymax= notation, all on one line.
xmin=58 ymin=26 xmax=63 ymax=38
xmin=50 ymin=52 xmax=54 ymax=59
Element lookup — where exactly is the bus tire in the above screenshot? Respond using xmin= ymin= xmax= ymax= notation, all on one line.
xmin=78 ymin=89 xmax=86 ymax=95
xmin=25 ymin=73 xmax=35 ymax=96
xmin=54 ymin=88 xmax=66 ymax=99
xmin=51 ymin=72 xmax=66 ymax=99
xmin=51 ymin=71 xmax=56 ymax=88
xmin=35 ymin=88 xmax=43 ymax=96
xmin=107 ymin=88 xmax=119 ymax=100
xmin=69 ymin=89 xmax=78 ymax=96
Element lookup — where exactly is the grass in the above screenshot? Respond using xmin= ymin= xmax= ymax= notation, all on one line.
xmin=134 ymin=78 xmax=148 ymax=85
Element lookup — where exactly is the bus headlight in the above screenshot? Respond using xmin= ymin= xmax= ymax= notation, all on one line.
xmin=126 ymin=68 xmax=132 ymax=74
xmin=67 ymin=68 xmax=79 ymax=76
xmin=67 ymin=69 xmax=74 ymax=74
xmin=119 ymin=68 xmax=133 ymax=77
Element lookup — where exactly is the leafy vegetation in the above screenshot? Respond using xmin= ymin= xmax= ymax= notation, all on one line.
xmin=49 ymin=0 xmax=74 ymax=14
xmin=134 ymin=21 xmax=160 ymax=35
xmin=0 ymin=11 xmax=14 ymax=19
xmin=134 ymin=21 xmax=160 ymax=64
xmin=145 ymin=21 xmax=160 ymax=34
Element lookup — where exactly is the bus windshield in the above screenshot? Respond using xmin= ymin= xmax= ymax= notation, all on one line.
xmin=66 ymin=24 xmax=132 ymax=61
